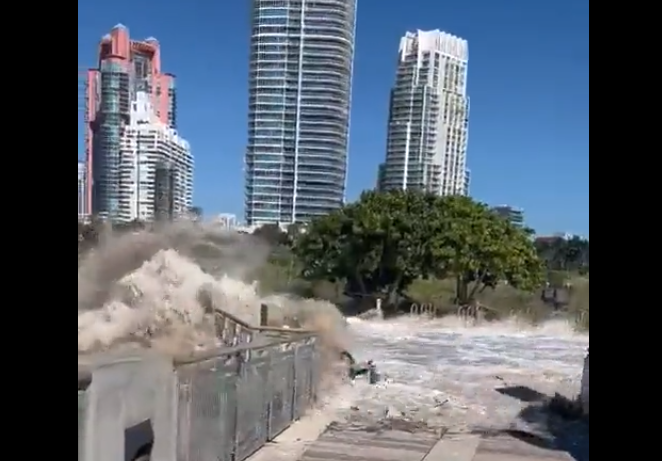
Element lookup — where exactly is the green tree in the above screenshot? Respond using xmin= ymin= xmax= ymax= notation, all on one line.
xmin=424 ymin=196 xmax=545 ymax=304
xmin=293 ymin=190 xmax=545 ymax=306
xmin=293 ymin=190 xmax=431 ymax=303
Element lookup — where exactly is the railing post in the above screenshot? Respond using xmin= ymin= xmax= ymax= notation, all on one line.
xmin=307 ymin=344 xmax=315 ymax=405
xmin=311 ymin=342 xmax=319 ymax=404
xmin=368 ymin=362 xmax=378 ymax=385
xmin=291 ymin=346 xmax=298 ymax=421
xmin=231 ymin=352 xmax=243 ymax=461
xmin=260 ymin=303 xmax=269 ymax=326
xmin=265 ymin=352 xmax=273 ymax=439
xmin=580 ymin=348 xmax=589 ymax=417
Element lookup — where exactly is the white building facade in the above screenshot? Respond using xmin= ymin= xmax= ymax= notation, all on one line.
xmin=378 ymin=30 xmax=470 ymax=196
xmin=116 ymin=92 xmax=193 ymax=222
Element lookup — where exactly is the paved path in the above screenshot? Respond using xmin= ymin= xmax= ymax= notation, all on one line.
xmin=298 ymin=426 xmax=577 ymax=461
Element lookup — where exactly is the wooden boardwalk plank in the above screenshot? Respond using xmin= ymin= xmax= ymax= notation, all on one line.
xmin=473 ymin=436 xmax=575 ymax=461
xmin=298 ymin=426 xmax=576 ymax=461
xmin=421 ymin=435 xmax=481 ymax=461
xmin=299 ymin=428 xmax=441 ymax=461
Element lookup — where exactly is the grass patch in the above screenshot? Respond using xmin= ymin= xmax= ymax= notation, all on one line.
xmin=406 ymin=276 xmax=589 ymax=331
xmin=254 ymin=261 xmax=589 ymax=332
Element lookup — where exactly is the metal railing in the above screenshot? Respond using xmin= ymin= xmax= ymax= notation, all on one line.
xmin=174 ymin=335 xmax=319 ymax=461
xmin=210 ymin=302 xmax=314 ymax=346
xmin=580 ymin=348 xmax=589 ymax=417
xmin=78 ymin=306 xmax=321 ymax=461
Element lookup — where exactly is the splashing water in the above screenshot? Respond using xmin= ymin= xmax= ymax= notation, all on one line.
xmin=335 ymin=316 xmax=589 ymax=433
xmin=77 ymin=223 xmax=348 ymax=360
xmin=76 ymin=224 xmax=588 ymax=437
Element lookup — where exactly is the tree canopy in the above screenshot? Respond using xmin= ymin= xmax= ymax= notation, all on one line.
xmin=292 ymin=190 xmax=545 ymax=305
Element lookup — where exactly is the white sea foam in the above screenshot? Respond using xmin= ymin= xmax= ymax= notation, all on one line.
xmin=336 ymin=316 xmax=589 ymax=432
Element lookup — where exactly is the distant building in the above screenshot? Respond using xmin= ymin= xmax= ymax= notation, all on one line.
xmin=214 ymin=213 xmax=238 ymax=231
xmin=534 ymin=235 xmax=562 ymax=244
xmin=491 ymin=205 xmax=524 ymax=227
xmin=540 ymin=232 xmax=587 ymax=241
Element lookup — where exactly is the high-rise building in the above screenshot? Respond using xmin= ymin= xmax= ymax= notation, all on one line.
xmin=244 ymin=0 xmax=358 ymax=226
xmin=378 ymin=30 xmax=470 ymax=196
xmin=78 ymin=161 xmax=87 ymax=220
xmin=84 ymin=24 xmax=177 ymax=220
xmin=115 ymin=92 xmax=193 ymax=222
xmin=491 ymin=205 xmax=524 ymax=227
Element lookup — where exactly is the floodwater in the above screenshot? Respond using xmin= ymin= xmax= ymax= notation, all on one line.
xmin=333 ymin=316 xmax=589 ymax=436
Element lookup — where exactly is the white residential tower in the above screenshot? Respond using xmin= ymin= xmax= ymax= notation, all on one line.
xmin=116 ymin=92 xmax=193 ymax=222
xmin=378 ymin=30 xmax=470 ymax=196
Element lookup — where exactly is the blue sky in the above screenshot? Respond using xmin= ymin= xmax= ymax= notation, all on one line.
xmin=78 ymin=0 xmax=589 ymax=235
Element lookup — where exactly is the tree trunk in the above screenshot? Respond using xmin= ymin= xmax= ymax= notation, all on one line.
xmin=455 ymin=276 xmax=468 ymax=305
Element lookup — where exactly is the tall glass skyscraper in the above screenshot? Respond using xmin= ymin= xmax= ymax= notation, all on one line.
xmin=245 ymin=0 xmax=357 ymax=226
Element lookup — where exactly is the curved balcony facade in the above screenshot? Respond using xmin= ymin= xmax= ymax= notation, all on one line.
xmin=245 ymin=0 xmax=357 ymax=225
